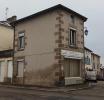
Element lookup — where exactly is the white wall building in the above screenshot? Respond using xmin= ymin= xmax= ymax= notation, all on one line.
xmin=85 ymin=47 xmax=93 ymax=70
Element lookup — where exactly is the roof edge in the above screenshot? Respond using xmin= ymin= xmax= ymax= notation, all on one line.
xmin=11 ymin=4 xmax=87 ymax=25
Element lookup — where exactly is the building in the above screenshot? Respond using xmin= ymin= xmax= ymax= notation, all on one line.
xmin=99 ymin=65 xmax=104 ymax=80
xmin=0 ymin=21 xmax=13 ymax=83
xmin=91 ymin=53 xmax=101 ymax=76
xmin=11 ymin=4 xmax=87 ymax=86
xmin=84 ymin=47 xmax=93 ymax=70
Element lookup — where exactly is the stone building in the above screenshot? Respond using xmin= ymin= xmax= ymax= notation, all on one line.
xmin=11 ymin=4 xmax=87 ymax=86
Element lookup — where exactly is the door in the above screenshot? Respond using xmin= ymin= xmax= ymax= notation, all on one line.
xmin=0 ymin=61 xmax=5 ymax=82
xmin=64 ymin=59 xmax=70 ymax=77
xmin=64 ymin=59 xmax=80 ymax=77
xmin=7 ymin=60 xmax=13 ymax=78
xmin=69 ymin=59 xmax=80 ymax=77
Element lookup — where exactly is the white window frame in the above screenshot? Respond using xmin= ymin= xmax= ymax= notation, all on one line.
xmin=69 ymin=28 xmax=76 ymax=47
xmin=7 ymin=60 xmax=13 ymax=78
xmin=18 ymin=32 xmax=25 ymax=50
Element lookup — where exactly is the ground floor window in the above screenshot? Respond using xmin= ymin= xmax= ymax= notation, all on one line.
xmin=17 ymin=60 xmax=24 ymax=77
xmin=64 ymin=59 xmax=80 ymax=77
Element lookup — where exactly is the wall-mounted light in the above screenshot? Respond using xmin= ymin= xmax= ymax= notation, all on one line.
xmin=84 ymin=27 xmax=88 ymax=36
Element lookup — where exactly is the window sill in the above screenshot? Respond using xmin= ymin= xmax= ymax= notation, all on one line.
xmin=18 ymin=48 xmax=25 ymax=51
xmin=69 ymin=45 xmax=77 ymax=49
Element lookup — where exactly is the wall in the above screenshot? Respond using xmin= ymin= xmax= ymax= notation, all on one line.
xmin=0 ymin=25 xmax=13 ymax=51
xmin=14 ymin=9 xmax=85 ymax=86
xmin=55 ymin=10 xmax=85 ymax=79
xmin=14 ymin=11 xmax=60 ymax=86
xmin=85 ymin=49 xmax=92 ymax=69
xmin=0 ymin=57 xmax=13 ymax=83
xmin=91 ymin=54 xmax=100 ymax=75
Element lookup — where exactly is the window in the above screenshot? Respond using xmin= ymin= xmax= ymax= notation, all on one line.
xmin=69 ymin=29 xmax=76 ymax=46
xmin=17 ymin=60 xmax=24 ymax=77
xmin=85 ymin=56 xmax=91 ymax=65
xmin=70 ymin=15 xmax=75 ymax=24
xmin=18 ymin=32 xmax=25 ymax=50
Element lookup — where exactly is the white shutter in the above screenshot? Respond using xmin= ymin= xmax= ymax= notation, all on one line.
xmin=7 ymin=61 xmax=13 ymax=78
xmin=0 ymin=61 xmax=5 ymax=82
xmin=17 ymin=61 xmax=24 ymax=77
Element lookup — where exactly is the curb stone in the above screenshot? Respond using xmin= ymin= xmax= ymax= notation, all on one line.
xmin=0 ymin=84 xmax=91 ymax=93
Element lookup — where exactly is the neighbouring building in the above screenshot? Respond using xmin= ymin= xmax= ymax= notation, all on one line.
xmin=91 ymin=53 xmax=101 ymax=76
xmin=11 ymin=4 xmax=87 ymax=86
xmin=84 ymin=47 xmax=93 ymax=70
xmin=0 ymin=21 xmax=14 ymax=83
xmin=99 ymin=65 xmax=104 ymax=80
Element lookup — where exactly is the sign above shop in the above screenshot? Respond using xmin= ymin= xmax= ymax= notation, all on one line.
xmin=61 ymin=50 xmax=83 ymax=59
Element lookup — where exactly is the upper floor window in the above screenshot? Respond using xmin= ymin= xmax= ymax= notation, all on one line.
xmin=69 ymin=29 xmax=76 ymax=46
xmin=18 ymin=32 xmax=25 ymax=50
xmin=70 ymin=15 xmax=75 ymax=24
xmin=85 ymin=56 xmax=91 ymax=65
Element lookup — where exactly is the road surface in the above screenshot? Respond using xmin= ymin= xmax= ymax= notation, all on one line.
xmin=0 ymin=81 xmax=104 ymax=100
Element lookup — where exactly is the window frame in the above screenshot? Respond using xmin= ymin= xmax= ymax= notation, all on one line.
xmin=18 ymin=31 xmax=25 ymax=51
xmin=70 ymin=15 xmax=75 ymax=24
xmin=16 ymin=59 xmax=24 ymax=77
xmin=69 ymin=28 xmax=76 ymax=47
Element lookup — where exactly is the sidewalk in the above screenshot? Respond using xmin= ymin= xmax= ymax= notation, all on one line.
xmin=0 ymin=83 xmax=91 ymax=93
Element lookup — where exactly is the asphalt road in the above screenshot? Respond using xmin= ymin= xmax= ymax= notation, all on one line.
xmin=0 ymin=81 xmax=104 ymax=100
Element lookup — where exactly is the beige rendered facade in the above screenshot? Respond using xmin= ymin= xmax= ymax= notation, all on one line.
xmin=0 ymin=22 xmax=13 ymax=83
xmin=12 ymin=4 xmax=87 ymax=86
xmin=0 ymin=55 xmax=13 ymax=83
xmin=0 ymin=24 xmax=13 ymax=51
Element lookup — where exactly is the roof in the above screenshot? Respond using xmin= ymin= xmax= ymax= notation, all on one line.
xmin=92 ymin=52 xmax=100 ymax=57
xmin=0 ymin=21 xmax=12 ymax=28
xmin=84 ymin=47 xmax=92 ymax=52
xmin=11 ymin=4 xmax=87 ymax=25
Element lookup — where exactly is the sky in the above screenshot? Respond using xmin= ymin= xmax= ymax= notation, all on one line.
xmin=0 ymin=0 xmax=104 ymax=64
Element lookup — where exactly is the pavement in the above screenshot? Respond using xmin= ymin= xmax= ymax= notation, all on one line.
xmin=0 ymin=81 xmax=104 ymax=100
xmin=0 ymin=82 xmax=90 ymax=93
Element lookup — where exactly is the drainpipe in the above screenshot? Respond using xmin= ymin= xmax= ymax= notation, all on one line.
xmin=12 ymin=25 xmax=15 ymax=85
xmin=83 ymin=27 xmax=86 ymax=80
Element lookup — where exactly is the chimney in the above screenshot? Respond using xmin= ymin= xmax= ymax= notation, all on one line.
xmin=7 ymin=16 xmax=17 ymax=23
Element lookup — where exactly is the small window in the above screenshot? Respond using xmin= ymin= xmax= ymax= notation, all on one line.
xmin=85 ymin=56 xmax=90 ymax=65
xmin=69 ymin=29 xmax=76 ymax=46
xmin=70 ymin=15 xmax=75 ymax=24
xmin=18 ymin=32 xmax=25 ymax=50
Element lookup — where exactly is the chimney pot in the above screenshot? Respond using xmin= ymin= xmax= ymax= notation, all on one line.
xmin=7 ymin=16 xmax=17 ymax=23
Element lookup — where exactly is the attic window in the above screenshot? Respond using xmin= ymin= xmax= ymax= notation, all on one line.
xmin=70 ymin=15 xmax=75 ymax=24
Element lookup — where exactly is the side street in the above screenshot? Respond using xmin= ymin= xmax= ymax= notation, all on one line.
xmin=0 ymin=3 xmax=104 ymax=100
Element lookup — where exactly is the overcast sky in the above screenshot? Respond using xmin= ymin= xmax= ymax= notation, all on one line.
xmin=0 ymin=0 xmax=104 ymax=64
